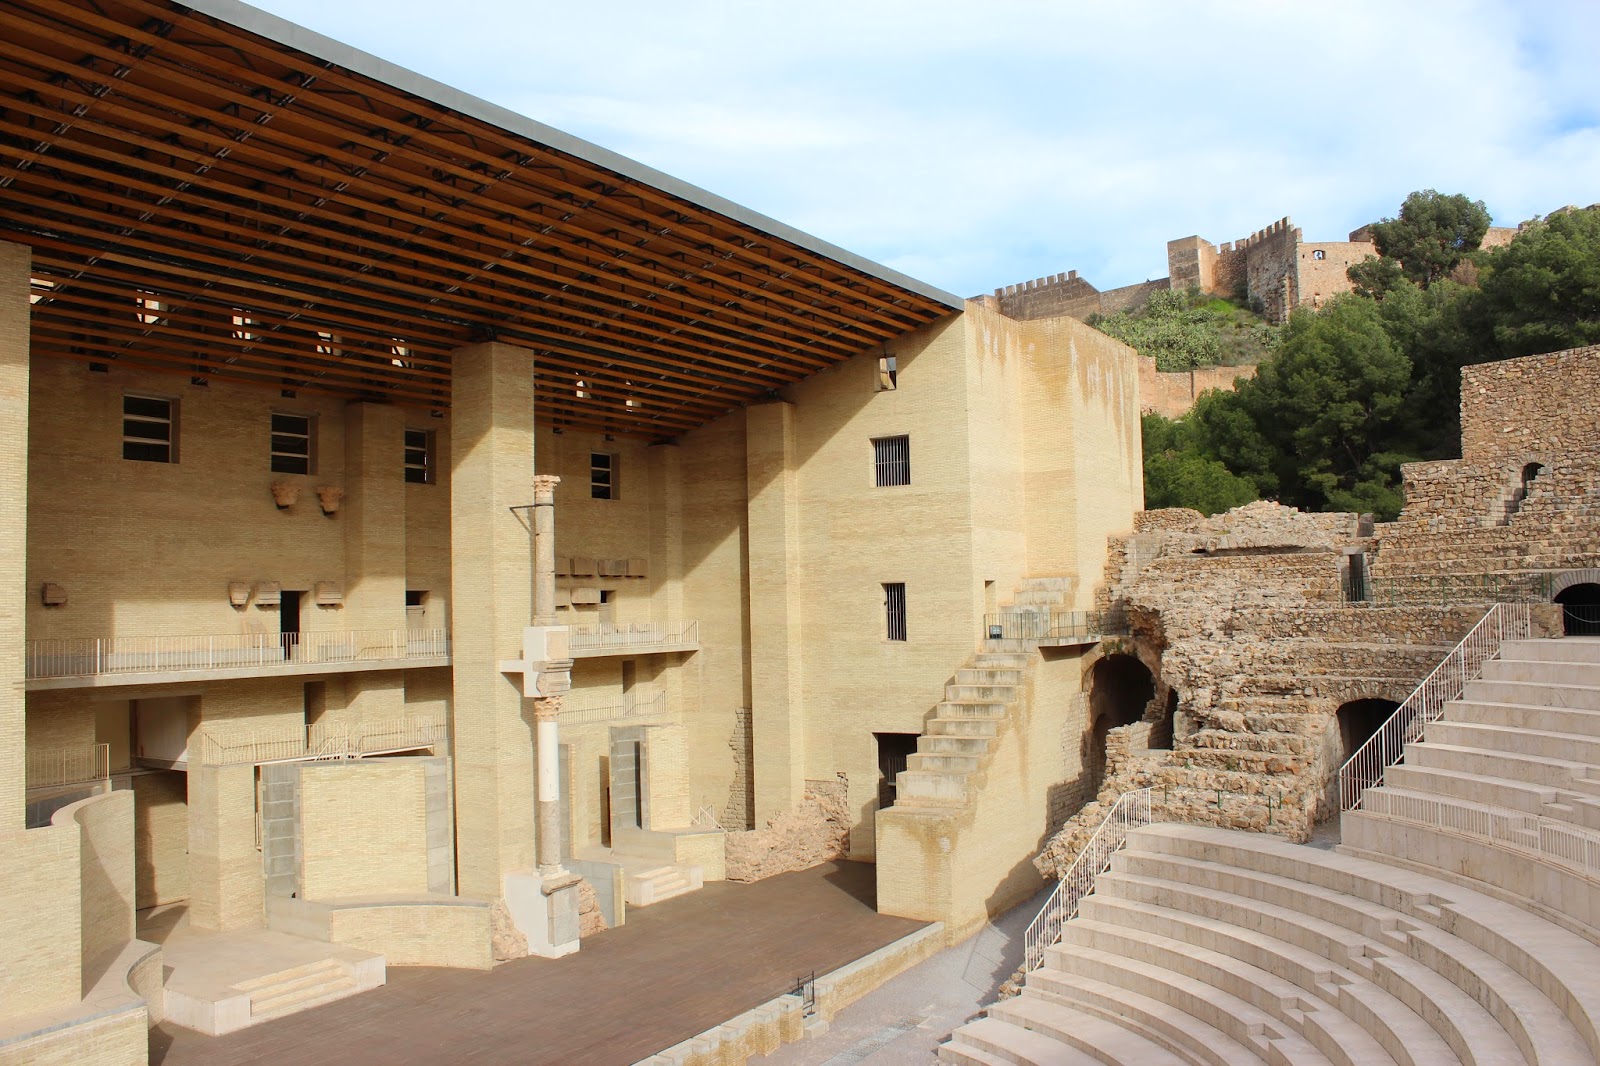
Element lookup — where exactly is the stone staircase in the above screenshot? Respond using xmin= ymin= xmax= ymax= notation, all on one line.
xmin=943 ymin=635 xmax=1600 ymax=1065
xmin=893 ymin=652 xmax=1031 ymax=809
xmin=236 ymin=958 xmax=361 ymax=1022
xmin=623 ymin=861 xmax=704 ymax=907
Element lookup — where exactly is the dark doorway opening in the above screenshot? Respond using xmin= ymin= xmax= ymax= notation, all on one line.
xmin=1556 ymin=583 xmax=1600 ymax=636
xmin=1336 ymin=698 xmax=1398 ymax=763
xmin=1087 ymin=654 xmax=1155 ymax=796
xmin=279 ymin=589 xmax=303 ymax=659
xmin=875 ymin=732 xmax=920 ymax=811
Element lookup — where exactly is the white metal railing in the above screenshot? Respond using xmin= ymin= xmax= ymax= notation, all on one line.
xmin=1024 ymin=787 xmax=1153 ymax=970
xmin=26 ymin=742 xmax=111 ymax=790
xmin=26 ymin=628 xmax=450 ymax=680
xmin=556 ymin=690 xmax=668 ymax=728
xmin=567 ymin=621 xmax=699 ymax=655
xmin=196 ymin=712 xmax=448 ymax=767
xmin=1338 ymin=603 xmax=1530 ymax=811
xmin=1361 ymin=789 xmax=1600 ymax=880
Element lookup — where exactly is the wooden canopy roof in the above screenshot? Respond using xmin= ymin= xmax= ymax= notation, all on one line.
xmin=0 ymin=0 xmax=959 ymax=437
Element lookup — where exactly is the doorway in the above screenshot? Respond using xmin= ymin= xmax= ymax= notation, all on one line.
xmin=280 ymin=590 xmax=303 ymax=660
xmin=1556 ymin=583 xmax=1600 ymax=636
xmin=874 ymin=732 xmax=920 ymax=811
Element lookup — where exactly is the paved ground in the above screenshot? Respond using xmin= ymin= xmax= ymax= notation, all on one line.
xmin=755 ymin=882 xmax=1052 ymax=1065
xmin=150 ymin=862 xmax=924 ymax=1066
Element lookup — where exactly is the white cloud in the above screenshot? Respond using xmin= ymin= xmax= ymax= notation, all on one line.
xmin=252 ymin=0 xmax=1600 ymax=296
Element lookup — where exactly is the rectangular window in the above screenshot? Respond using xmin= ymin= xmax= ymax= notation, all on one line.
xmin=270 ymin=413 xmax=314 ymax=474
xmin=876 ymin=355 xmax=898 ymax=391
xmin=404 ymin=429 xmax=433 ymax=484
xmin=884 ymin=582 xmax=907 ymax=642
xmin=123 ymin=394 xmax=176 ymax=463
xmin=872 ymin=435 xmax=910 ymax=487
xmin=591 ymin=452 xmax=615 ymax=500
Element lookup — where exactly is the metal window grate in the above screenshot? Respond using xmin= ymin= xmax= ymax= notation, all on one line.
xmin=271 ymin=413 xmax=312 ymax=474
xmin=884 ymin=582 xmax=907 ymax=642
xmin=872 ymin=435 xmax=910 ymax=487
xmin=123 ymin=394 xmax=175 ymax=463
xmin=404 ymin=428 xmax=432 ymax=483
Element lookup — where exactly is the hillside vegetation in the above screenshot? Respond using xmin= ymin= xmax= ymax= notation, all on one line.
xmin=1090 ymin=288 xmax=1280 ymax=371
xmin=1143 ymin=194 xmax=1600 ymax=520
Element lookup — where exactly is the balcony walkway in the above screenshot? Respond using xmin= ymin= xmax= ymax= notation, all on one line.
xmin=149 ymin=861 xmax=925 ymax=1065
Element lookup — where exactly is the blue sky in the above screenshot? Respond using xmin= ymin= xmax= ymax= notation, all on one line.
xmin=249 ymin=0 xmax=1599 ymax=299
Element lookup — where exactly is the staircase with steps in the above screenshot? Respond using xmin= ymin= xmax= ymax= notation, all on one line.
xmin=943 ymin=634 xmax=1600 ymax=1065
xmin=236 ymin=958 xmax=361 ymax=1022
xmin=878 ymin=576 xmax=1086 ymax=940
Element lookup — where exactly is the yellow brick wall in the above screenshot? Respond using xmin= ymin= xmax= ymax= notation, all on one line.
xmin=0 ymin=822 xmax=80 ymax=1017
xmin=63 ymin=790 xmax=135 ymax=983
xmin=0 ymin=1006 xmax=147 ymax=1066
xmin=0 ymin=241 xmax=30 ymax=830
xmin=300 ymin=761 xmax=430 ymax=898
xmin=186 ymin=762 xmax=260 ymax=931
xmin=326 ymin=902 xmax=491 ymax=968
xmin=133 ymin=770 xmax=188 ymax=908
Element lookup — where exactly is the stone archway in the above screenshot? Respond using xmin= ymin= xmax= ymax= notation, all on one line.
xmin=1335 ymin=698 xmax=1398 ymax=763
xmin=1086 ymin=653 xmax=1156 ymax=797
xmin=1555 ymin=581 xmax=1600 ymax=636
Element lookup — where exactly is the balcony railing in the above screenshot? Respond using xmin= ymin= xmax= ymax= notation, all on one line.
xmin=557 ymin=690 xmax=669 ymax=728
xmin=983 ymin=607 xmax=1128 ymax=644
xmin=26 ymin=743 xmax=111 ymax=791
xmin=567 ymin=621 xmax=699 ymax=657
xmin=196 ymin=711 xmax=448 ymax=767
xmin=26 ymin=628 xmax=450 ymax=681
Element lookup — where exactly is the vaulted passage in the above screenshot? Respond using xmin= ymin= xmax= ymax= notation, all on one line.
xmin=1336 ymin=698 xmax=1399 ymax=763
xmin=1086 ymin=654 xmax=1155 ymax=796
xmin=1556 ymin=583 xmax=1600 ymax=636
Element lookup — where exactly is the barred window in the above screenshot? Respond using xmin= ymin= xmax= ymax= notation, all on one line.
xmin=884 ymin=582 xmax=907 ymax=642
xmin=404 ymin=429 xmax=433 ymax=484
xmin=270 ymin=413 xmax=314 ymax=474
xmin=123 ymin=394 xmax=176 ymax=463
xmin=872 ymin=435 xmax=910 ymax=487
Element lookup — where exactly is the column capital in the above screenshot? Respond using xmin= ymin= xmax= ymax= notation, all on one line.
xmin=532 ymin=474 xmax=561 ymax=504
xmin=533 ymin=695 xmax=563 ymax=720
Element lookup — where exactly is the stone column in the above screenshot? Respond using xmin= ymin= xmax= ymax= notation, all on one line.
xmin=745 ymin=401 xmax=806 ymax=823
xmin=534 ymin=695 xmax=564 ymax=876
xmin=0 ymin=241 xmax=30 ymax=831
xmin=532 ymin=474 xmax=559 ymax=626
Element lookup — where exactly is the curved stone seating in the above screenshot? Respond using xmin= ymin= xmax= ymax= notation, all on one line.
xmin=943 ymin=637 xmax=1600 ymax=1066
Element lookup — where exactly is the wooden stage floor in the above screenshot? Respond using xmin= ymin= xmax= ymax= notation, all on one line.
xmin=149 ymin=861 xmax=926 ymax=1065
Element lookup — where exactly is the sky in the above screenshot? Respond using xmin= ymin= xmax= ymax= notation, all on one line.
xmin=246 ymin=0 xmax=1600 ymax=300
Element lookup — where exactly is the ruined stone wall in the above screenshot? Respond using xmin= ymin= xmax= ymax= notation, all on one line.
xmin=994 ymin=271 xmax=1108 ymax=321
xmin=1240 ymin=219 xmax=1302 ymax=324
xmin=1461 ymin=345 xmax=1600 ymax=462
xmin=1138 ymin=360 xmax=1258 ymax=419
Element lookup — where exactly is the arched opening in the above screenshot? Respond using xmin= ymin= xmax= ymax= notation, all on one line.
xmin=1556 ymin=583 xmax=1600 ymax=636
xmin=1086 ymin=654 xmax=1155 ymax=797
xmin=1336 ymin=698 xmax=1398 ymax=764
xmin=1501 ymin=462 xmax=1544 ymax=523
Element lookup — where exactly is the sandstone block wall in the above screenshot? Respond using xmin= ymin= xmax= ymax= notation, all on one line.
xmin=0 ymin=821 xmax=80 ymax=1018
xmin=61 ymin=791 xmax=135 ymax=986
xmin=1138 ymin=360 xmax=1258 ymax=419
xmin=300 ymin=760 xmax=431 ymax=898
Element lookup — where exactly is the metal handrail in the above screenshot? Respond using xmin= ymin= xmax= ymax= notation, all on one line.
xmin=26 ymin=742 xmax=111 ymax=790
xmin=556 ymin=690 xmax=669 ymax=727
xmin=197 ymin=711 xmax=448 ymax=766
xmin=1337 ymin=603 xmax=1530 ymax=811
xmin=26 ymin=627 xmax=450 ymax=679
xmin=984 ymin=607 xmax=1128 ymax=644
xmin=1024 ymin=787 xmax=1152 ymax=970
xmin=1341 ymin=571 xmax=1555 ymax=606
xmin=567 ymin=621 xmax=698 ymax=652
xmin=1361 ymin=788 xmax=1600 ymax=880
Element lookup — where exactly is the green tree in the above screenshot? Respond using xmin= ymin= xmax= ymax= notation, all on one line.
xmin=1141 ymin=412 xmax=1258 ymax=515
xmin=1469 ymin=206 xmax=1600 ymax=357
xmin=1371 ymin=189 xmax=1492 ymax=286
xmin=1346 ymin=254 xmax=1407 ymax=301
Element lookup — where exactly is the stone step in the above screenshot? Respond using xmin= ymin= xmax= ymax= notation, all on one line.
xmin=242 ymin=960 xmax=358 ymax=1019
xmin=895 ymin=769 xmax=969 ymax=805
xmin=1426 ymin=719 xmax=1600 ymax=765
xmin=1040 ymin=943 xmax=1334 ymax=1065
xmin=1109 ymin=848 xmax=1580 ymax=1066
xmin=1017 ymin=576 xmax=1077 ymax=591
xmin=920 ymin=735 xmax=992 ymax=756
xmin=624 ymin=863 xmax=702 ymax=907
xmin=940 ymin=1016 xmax=1101 ymax=1065
xmin=1501 ymin=638 xmax=1600 ymax=665
xmin=936 ymin=700 xmax=1009 ymax=718
xmin=944 ymin=684 xmax=1020 ymax=703
xmin=1406 ymin=741 xmax=1593 ymax=795
xmin=1482 ymin=657 xmax=1600 ymax=687
xmin=1127 ymin=824 xmax=1600 ymax=1060
xmin=1024 ymin=967 xmax=1269 ymax=1066
xmin=973 ymin=653 xmax=1031 ymax=669
xmin=1446 ymin=698 xmax=1600 ymax=738
xmin=1092 ymin=869 xmax=1521 ymax=1066
xmin=1054 ymin=918 xmax=1402 ymax=1066
xmin=988 ymin=995 xmax=1189 ymax=1065
xmin=956 ymin=667 xmax=1024 ymax=686
xmin=907 ymin=752 xmax=981 ymax=774
xmin=1465 ymin=677 xmax=1600 ymax=712
xmin=927 ymin=717 xmax=1001 ymax=738
xmin=1385 ymin=763 xmax=1600 ymax=832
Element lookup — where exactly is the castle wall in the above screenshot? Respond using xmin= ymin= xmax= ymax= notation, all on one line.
xmin=1298 ymin=241 xmax=1375 ymax=310
xmin=1138 ymin=361 xmax=1258 ymax=419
